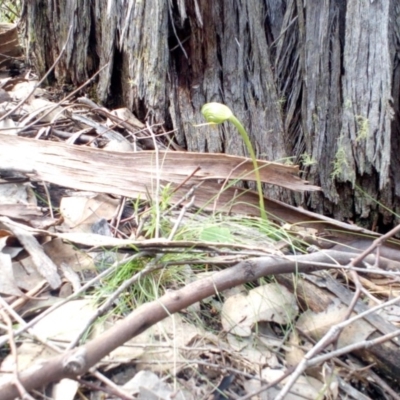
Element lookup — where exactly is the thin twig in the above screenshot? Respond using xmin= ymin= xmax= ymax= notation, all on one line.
xmin=167 ymin=1 xmax=188 ymax=59
xmin=313 ymin=329 xmax=400 ymax=366
xmin=168 ymin=196 xmax=195 ymax=240
xmin=20 ymin=63 xmax=109 ymax=134
xmin=90 ymin=370 xmax=135 ymax=400
xmin=170 ymin=166 xmax=201 ymax=194
xmin=0 ymin=255 xmax=122 ymax=348
xmin=110 ymin=196 xmax=126 ymax=236
xmin=65 ymin=251 xmax=155 ymax=350
xmin=213 ymin=158 xmax=248 ymax=214
xmin=275 ymin=295 xmax=400 ymax=400
xmin=368 ymin=369 xmax=400 ymax=400
xmin=349 ymin=224 xmax=400 ymax=266
xmin=1 ymin=250 xmax=399 ymax=398
xmin=166 ymin=181 xmax=204 ymax=213
xmin=0 ymin=296 xmax=61 ymax=353
xmin=0 ymin=309 xmax=36 ymax=400
xmin=238 ymin=367 xmax=296 ymax=400
xmin=77 ymin=377 xmax=134 ymax=400
xmin=0 ymin=24 xmax=73 ymax=123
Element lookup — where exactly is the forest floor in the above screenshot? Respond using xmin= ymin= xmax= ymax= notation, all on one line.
xmin=0 ymin=66 xmax=400 ymax=400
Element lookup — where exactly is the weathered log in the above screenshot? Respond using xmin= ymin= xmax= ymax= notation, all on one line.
xmin=0 ymin=23 xmax=22 ymax=68
xmin=21 ymin=0 xmax=400 ymax=228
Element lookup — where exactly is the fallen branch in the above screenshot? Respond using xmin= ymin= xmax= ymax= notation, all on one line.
xmin=274 ymin=223 xmax=400 ymax=400
xmin=0 ymin=134 xmax=317 ymax=191
xmin=1 ymin=250 xmax=399 ymax=399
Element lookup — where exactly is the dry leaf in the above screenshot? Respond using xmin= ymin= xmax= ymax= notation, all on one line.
xmin=43 ymin=238 xmax=95 ymax=272
xmin=296 ymin=301 xmax=376 ymax=348
xmin=60 ymin=194 xmax=119 ymax=233
xmin=261 ymin=368 xmax=324 ymax=399
xmin=52 ymin=379 xmax=79 ymax=400
xmin=123 ymin=370 xmax=192 ymax=400
xmin=0 ymin=217 xmax=61 ymax=289
xmin=0 ymin=240 xmax=23 ymax=296
xmin=227 ymin=333 xmax=279 ymax=367
xmin=222 ymin=283 xmax=298 ymax=336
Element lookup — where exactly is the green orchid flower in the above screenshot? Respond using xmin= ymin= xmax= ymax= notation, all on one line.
xmin=201 ymin=102 xmax=267 ymax=220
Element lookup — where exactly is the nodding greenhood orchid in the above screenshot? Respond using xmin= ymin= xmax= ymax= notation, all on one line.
xmin=201 ymin=102 xmax=267 ymax=220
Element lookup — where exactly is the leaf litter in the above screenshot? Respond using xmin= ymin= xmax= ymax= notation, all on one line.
xmin=0 ymin=66 xmax=399 ymax=400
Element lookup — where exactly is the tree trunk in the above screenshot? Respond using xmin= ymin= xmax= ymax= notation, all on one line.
xmin=22 ymin=0 xmax=400 ymax=231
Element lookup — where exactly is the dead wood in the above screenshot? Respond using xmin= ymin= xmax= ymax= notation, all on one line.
xmin=0 ymin=133 xmax=317 ymax=191
xmin=1 ymin=133 xmax=398 ymax=243
xmin=21 ymin=0 xmax=400 ymax=225
xmin=0 ymin=23 xmax=22 ymax=68
xmin=0 ymin=250 xmax=399 ymax=399
xmin=276 ymin=271 xmax=400 ymax=379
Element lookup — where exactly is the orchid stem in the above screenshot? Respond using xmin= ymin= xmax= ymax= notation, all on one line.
xmin=228 ymin=115 xmax=267 ymax=221
xmin=200 ymin=102 xmax=267 ymax=221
